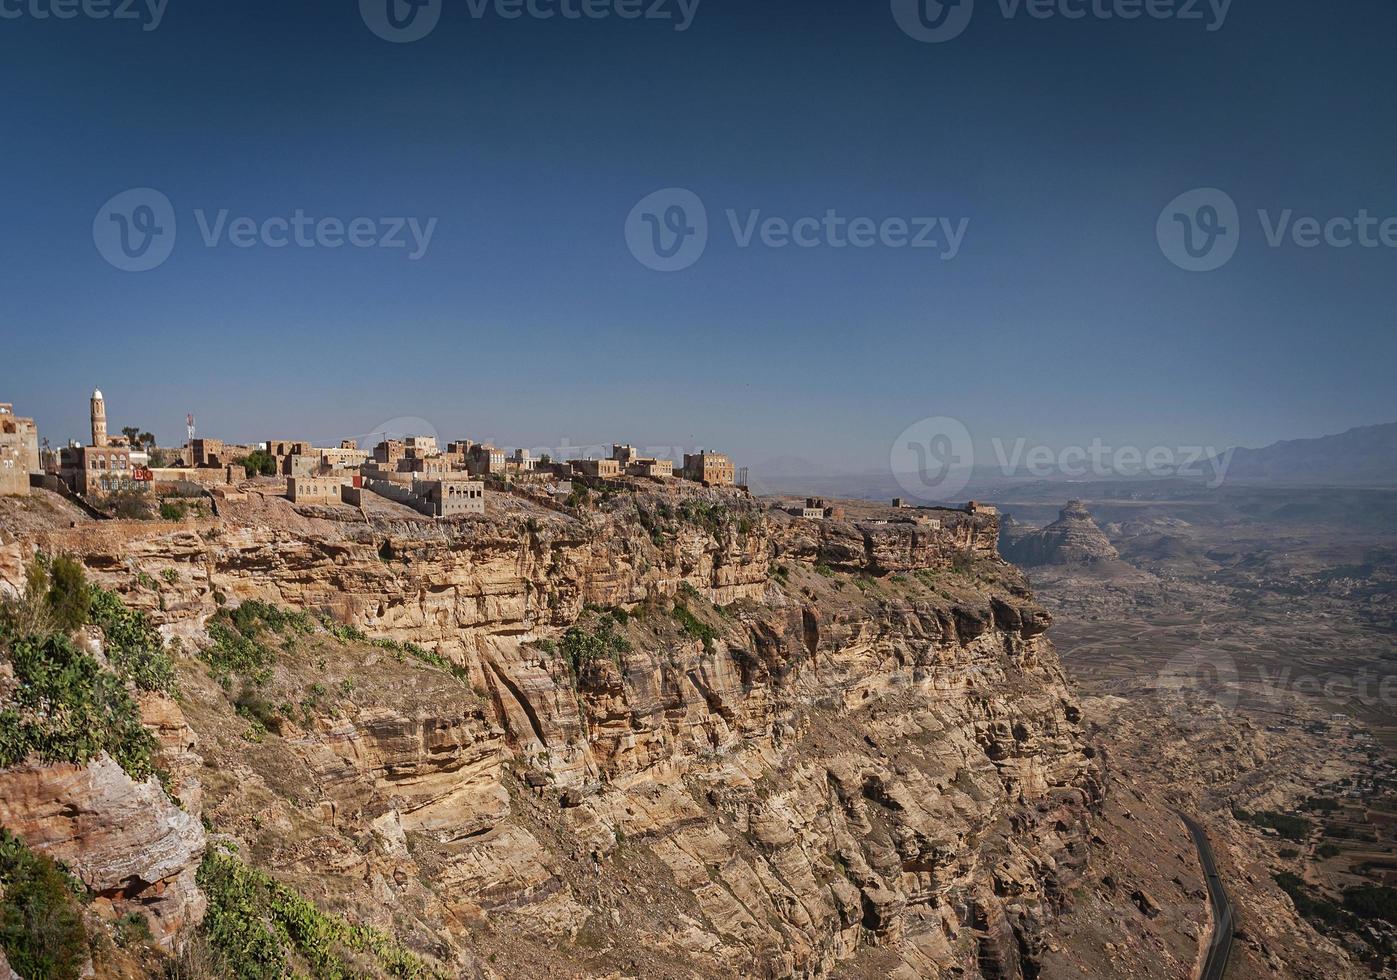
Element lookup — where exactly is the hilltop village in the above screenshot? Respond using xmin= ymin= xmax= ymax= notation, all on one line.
xmin=1 ymin=390 xmax=745 ymax=518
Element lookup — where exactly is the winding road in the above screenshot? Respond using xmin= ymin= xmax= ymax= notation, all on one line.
xmin=1180 ymin=813 xmax=1235 ymax=980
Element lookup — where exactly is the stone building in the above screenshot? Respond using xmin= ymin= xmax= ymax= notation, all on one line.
xmin=467 ymin=444 xmax=506 ymax=477
xmin=283 ymin=454 xmax=323 ymax=478
xmin=628 ymin=459 xmax=673 ymax=478
xmin=190 ymin=439 xmax=228 ymax=468
xmin=266 ymin=440 xmax=312 ymax=458
xmin=361 ymin=473 xmax=485 ymax=518
xmin=611 ymin=445 xmax=672 ymax=479
xmin=682 ymin=451 xmax=735 ymax=486
xmin=0 ymin=402 xmax=40 ymax=496
xmin=789 ymin=498 xmax=828 ymax=520
xmin=415 ymin=478 xmax=485 ymax=517
xmin=59 ymin=390 xmax=149 ymax=497
xmin=404 ymin=435 xmax=438 ymax=457
xmin=90 ymin=389 xmax=108 ymax=447
xmin=572 ymin=458 xmax=621 ymax=479
xmin=401 ymin=456 xmax=452 ymax=478
xmin=321 ymin=446 xmax=369 ymax=470
xmin=373 ymin=439 xmax=406 ymax=467
xmin=287 ymin=476 xmax=351 ymax=504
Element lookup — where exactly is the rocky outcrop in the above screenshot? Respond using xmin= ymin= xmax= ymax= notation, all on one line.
xmin=1001 ymin=501 xmax=1119 ymax=567
xmin=1 ymin=485 xmax=1098 ymax=977
xmin=0 ymin=754 xmax=206 ymax=948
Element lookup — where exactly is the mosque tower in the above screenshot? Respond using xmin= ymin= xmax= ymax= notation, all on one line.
xmin=90 ymin=389 xmax=108 ymax=447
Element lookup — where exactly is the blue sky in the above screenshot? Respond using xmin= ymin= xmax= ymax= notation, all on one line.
xmin=1 ymin=0 xmax=1394 ymax=471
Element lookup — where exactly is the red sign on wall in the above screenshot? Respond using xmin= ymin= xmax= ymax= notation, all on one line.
xmin=132 ymin=467 xmax=153 ymax=482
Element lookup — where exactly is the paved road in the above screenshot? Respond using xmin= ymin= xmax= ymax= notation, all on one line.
xmin=1180 ymin=813 xmax=1235 ymax=980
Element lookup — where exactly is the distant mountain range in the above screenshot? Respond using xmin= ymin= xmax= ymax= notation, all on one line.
xmin=1209 ymin=422 xmax=1397 ymax=486
xmin=748 ymin=423 xmax=1397 ymax=500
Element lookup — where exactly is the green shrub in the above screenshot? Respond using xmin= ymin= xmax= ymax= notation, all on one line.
xmin=1235 ymin=808 xmax=1313 ymax=842
xmin=678 ymin=501 xmax=725 ymax=534
xmin=0 ymin=830 xmax=89 ymax=980
xmin=672 ymin=603 xmax=718 ymax=654
xmin=1344 ymin=884 xmax=1397 ymax=924
xmin=46 ymin=556 xmax=91 ymax=634
xmin=321 ymin=619 xmax=367 ymax=643
xmin=108 ymin=488 xmax=155 ymax=520
xmin=235 ymin=451 xmax=278 ymax=478
xmin=114 ymin=910 xmax=153 ymax=948
xmin=159 ymin=500 xmax=188 ymax=522
xmin=197 ymin=845 xmax=444 ymax=979
xmin=202 ymin=602 xmax=314 ymax=687
xmin=204 ymin=621 xmax=276 ymax=688
xmin=561 ymin=616 xmax=630 ymax=674
xmin=0 ymin=631 xmax=160 ymax=781
xmin=1274 ymin=871 xmax=1343 ymax=926
xmin=1316 ymin=843 xmax=1342 ymax=860
xmin=397 ymin=642 xmax=471 ymax=686
xmin=88 ymin=587 xmax=176 ymax=694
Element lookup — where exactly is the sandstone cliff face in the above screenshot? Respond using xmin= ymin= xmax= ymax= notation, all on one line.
xmin=2 ymin=487 xmax=1096 ymax=978
xmin=0 ymin=753 xmax=206 ymax=949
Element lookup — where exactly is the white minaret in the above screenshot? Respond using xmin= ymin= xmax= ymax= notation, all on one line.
xmin=90 ymin=389 xmax=107 ymax=447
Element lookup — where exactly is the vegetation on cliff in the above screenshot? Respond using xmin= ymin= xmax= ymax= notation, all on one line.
xmin=0 ymin=556 xmax=172 ymax=782
xmin=0 ymin=828 xmax=89 ymax=980
xmin=197 ymin=844 xmax=445 ymax=980
xmin=202 ymin=600 xmax=316 ymax=688
xmin=561 ymin=613 xmax=631 ymax=674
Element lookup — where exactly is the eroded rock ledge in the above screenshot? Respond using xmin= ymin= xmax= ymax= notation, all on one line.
xmin=2 ymin=486 xmax=1098 ymax=978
